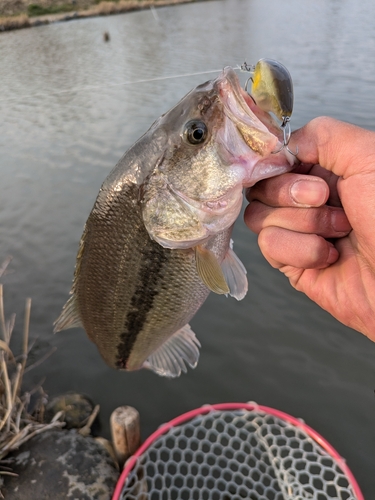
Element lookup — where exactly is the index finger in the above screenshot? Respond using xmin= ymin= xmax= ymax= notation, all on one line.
xmin=247 ymin=172 xmax=329 ymax=208
xmin=290 ymin=117 xmax=375 ymax=178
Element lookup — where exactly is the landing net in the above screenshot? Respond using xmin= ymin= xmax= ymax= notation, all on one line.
xmin=113 ymin=402 xmax=363 ymax=500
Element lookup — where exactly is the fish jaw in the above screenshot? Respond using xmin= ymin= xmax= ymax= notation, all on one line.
xmin=215 ymin=67 xmax=295 ymax=188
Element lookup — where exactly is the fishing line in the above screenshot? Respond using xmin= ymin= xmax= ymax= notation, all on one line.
xmin=0 ymin=67 xmax=241 ymax=104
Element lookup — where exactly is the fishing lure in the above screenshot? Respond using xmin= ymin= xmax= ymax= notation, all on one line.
xmin=241 ymin=59 xmax=297 ymax=156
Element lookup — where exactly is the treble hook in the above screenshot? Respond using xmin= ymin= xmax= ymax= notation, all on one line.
xmin=271 ymin=116 xmax=298 ymax=157
xmin=244 ymin=76 xmax=253 ymax=94
xmin=242 ymin=62 xmax=255 ymax=98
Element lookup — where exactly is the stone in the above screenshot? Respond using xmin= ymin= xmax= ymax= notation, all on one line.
xmin=3 ymin=429 xmax=119 ymax=499
xmin=45 ymin=393 xmax=100 ymax=434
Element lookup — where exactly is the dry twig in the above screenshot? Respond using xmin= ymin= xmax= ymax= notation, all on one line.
xmin=79 ymin=404 xmax=100 ymax=437
xmin=0 ymin=258 xmax=61 ymax=473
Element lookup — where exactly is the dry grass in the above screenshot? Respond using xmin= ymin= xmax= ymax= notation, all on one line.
xmin=0 ymin=257 xmax=64 ymax=491
xmin=0 ymin=0 xmax=199 ymax=31
xmin=0 ymin=13 xmax=29 ymax=29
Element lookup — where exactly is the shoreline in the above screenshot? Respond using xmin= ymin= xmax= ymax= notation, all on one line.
xmin=0 ymin=0 xmax=202 ymax=32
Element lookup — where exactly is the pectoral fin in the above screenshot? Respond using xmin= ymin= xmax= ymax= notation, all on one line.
xmin=221 ymin=240 xmax=248 ymax=300
xmin=142 ymin=324 xmax=200 ymax=378
xmin=195 ymin=245 xmax=230 ymax=295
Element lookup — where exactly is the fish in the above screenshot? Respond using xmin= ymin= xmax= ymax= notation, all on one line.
xmin=54 ymin=66 xmax=295 ymax=378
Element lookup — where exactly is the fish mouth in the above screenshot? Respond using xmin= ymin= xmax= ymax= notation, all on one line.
xmin=214 ymin=67 xmax=294 ymax=187
xmin=216 ymin=67 xmax=280 ymax=155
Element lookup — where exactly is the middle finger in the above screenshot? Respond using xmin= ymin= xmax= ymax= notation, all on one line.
xmin=244 ymin=201 xmax=351 ymax=238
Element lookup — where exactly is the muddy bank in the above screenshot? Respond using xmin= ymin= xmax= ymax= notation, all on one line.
xmin=0 ymin=0 xmax=202 ymax=32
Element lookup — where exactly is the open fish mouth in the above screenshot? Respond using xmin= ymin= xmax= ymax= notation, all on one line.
xmin=217 ymin=67 xmax=281 ymax=153
xmin=214 ymin=67 xmax=294 ymax=188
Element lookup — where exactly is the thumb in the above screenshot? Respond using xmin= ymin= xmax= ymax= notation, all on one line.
xmin=290 ymin=117 xmax=375 ymax=178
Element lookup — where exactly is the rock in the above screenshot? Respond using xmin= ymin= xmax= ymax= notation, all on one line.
xmin=45 ymin=393 xmax=100 ymax=434
xmin=3 ymin=429 xmax=119 ymax=499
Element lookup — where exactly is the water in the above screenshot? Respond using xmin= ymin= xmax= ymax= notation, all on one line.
xmin=1 ymin=0 xmax=375 ymax=495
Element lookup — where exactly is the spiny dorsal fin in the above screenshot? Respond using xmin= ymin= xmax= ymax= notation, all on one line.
xmin=142 ymin=324 xmax=200 ymax=378
xmin=221 ymin=240 xmax=248 ymax=301
xmin=53 ymin=295 xmax=83 ymax=333
xmin=195 ymin=245 xmax=230 ymax=295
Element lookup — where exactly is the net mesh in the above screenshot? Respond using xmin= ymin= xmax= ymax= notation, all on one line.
xmin=119 ymin=408 xmax=359 ymax=500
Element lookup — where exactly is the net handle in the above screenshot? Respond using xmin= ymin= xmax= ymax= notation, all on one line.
xmin=112 ymin=402 xmax=364 ymax=500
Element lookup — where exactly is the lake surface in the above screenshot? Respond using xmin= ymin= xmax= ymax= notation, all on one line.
xmin=1 ymin=0 xmax=375 ymax=495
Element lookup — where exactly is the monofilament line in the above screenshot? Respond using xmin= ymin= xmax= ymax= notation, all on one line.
xmin=0 ymin=68 xmax=241 ymax=103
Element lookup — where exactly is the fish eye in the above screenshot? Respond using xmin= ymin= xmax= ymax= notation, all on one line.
xmin=184 ymin=120 xmax=208 ymax=145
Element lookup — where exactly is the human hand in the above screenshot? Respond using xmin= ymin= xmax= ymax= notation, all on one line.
xmin=244 ymin=117 xmax=375 ymax=341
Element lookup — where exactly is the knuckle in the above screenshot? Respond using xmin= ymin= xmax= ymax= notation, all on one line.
xmin=314 ymin=208 xmax=332 ymax=233
xmin=310 ymin=116 xmax=338 ymax=132
xmin=244 ymin=201 xmax=267 ymax=233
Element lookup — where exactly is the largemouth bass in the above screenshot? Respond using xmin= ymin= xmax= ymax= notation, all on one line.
xmin=54 ymin=66 xmax=295 ymax=377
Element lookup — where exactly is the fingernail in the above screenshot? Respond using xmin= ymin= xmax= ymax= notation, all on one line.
xmin=290 ymin=180 xmax=327 ymax=206
xmin=332 ymin=210 xmax=351 ymax=232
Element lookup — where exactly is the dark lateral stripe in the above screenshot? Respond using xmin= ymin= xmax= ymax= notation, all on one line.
xmin=116 ymin=239 xmax=168 ymax=369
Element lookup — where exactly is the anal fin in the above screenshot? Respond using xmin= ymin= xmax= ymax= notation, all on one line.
xmin=221 ymin=239 xmax=248 ymax=301
xmin=142 ymin=324 xmax=201 ymax=378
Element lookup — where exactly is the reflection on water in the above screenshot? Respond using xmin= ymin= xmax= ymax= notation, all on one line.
xmin=1 ymin=0 xmax=375 ymax=495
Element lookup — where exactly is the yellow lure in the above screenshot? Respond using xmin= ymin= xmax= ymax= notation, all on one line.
xmin=251 ymin=58 xmax=293 ymax=121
